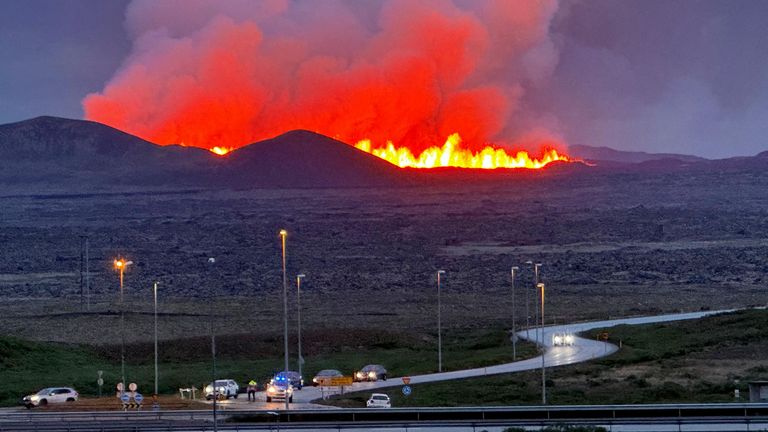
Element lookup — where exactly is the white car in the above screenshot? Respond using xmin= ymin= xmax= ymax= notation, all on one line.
xmin=366 ymin=393 xmax=391 ymax=408
xmin=266 ymin=380 xmax=294 ymax=403
xmin=204 ymin=379 xmax=240 ymax=400
xmin=552 ymin=332 xmax=575 ymax=346
xmin=22 ymin=387 xmax=78 ymax=408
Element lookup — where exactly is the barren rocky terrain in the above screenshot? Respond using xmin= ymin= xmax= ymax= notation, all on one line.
xmin=1 ymin=166 xmax=766 ymax=346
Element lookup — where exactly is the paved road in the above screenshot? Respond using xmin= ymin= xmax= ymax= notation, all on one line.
xmin=216 ymin=309 xmax=734 ymax=408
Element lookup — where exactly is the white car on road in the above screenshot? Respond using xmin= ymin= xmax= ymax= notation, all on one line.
xmin=366 ymin=393 xmax=391 ymax=408
xmin=204 ymin=379 xmax=239 ymax=400
xmin=22 ymin=387 xmax=78 ymax=408
xmin=266 ymin=380 xmax=294 ymax=403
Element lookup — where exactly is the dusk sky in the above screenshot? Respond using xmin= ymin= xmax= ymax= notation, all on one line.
xmin=1 ymin=0 xmax=767 ymax=158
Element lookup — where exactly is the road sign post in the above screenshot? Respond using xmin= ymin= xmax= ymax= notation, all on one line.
xmin=120 ymin=393 xmax=130 ymax=411
xmin=402 ymin=385 xmax=412 ymax=396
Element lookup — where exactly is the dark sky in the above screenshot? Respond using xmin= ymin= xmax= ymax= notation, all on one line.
xmin=1 ymin=0 xmax=767 ymax=158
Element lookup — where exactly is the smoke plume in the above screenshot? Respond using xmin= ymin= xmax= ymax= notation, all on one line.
xmin=84 ymin=0 xmax=560 ymax=153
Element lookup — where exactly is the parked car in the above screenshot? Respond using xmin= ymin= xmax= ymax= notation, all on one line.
xmin=312 ymin=369 xmax=344 ymax=386
xmin=366 ymin=393 xmax=391 ymax=408
xmin=204 ymin=379 xmax=240 ymax=400
xmin=273 ymin=370 xmax=303 ymax=390
xmin=22 ymin=387 xmax=78 ymax=408
xmin=552 ymin=332 xmax=575 ymax=346
xmin=266 ymin=380 xmax=294 ymax=403
xmin=355 ymin=364 xmax=387 ymax=382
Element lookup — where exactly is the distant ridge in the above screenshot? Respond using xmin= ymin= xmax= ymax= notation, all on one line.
xmin=569 ymin=144 xmax=707 ymax=164
xmin=0 ymin=116 xmax=766 ymax=193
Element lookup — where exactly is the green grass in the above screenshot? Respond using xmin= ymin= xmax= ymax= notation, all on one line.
xmin=322 ymin=309 xmax=768 ymax=407
xmin=0 ymin=326 xmax=536 ymax=407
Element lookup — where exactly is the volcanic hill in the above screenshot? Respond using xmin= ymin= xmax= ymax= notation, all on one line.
xmin=1 ymin=116 xmax=766 ymax=194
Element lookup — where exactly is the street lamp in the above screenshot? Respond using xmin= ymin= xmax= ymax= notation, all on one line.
xmin=510 ymin=266 xmax=519 ymax=361
xmin=436 ymin=270 xmax=446 ymax=373
xmin=279 ymin=229 xmax=289 ymax=410
xmin=207 ymin=257 xmax=218 ymax=431
xmin=153 ymin=282 xmax=159 ymax=398
xmin=113 ymin=258 xmax=133 ymax=399
xmin=525 ymin=262 xmax=542 ymax=341
xmin=296 ymin=274 xmax=306 ymax=382
xmin=538 ymin=282 xmax=546 ymax=405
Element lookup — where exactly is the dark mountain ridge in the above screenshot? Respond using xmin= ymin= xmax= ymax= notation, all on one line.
xmin=0 ymin=116 xmax=765 ymax=193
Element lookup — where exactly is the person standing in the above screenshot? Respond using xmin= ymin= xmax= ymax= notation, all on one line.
xmin=247 ymin=380 xmax=257 ymax=401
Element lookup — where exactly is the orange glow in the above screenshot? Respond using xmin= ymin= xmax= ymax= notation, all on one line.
xmin=355 ymin=133 xmax=572 ymax=169
xmin=210 ymin=146 xmax=232 ymax=156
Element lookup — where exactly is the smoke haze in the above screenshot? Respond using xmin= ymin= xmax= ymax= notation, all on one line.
xmin=83 ymin=0 xmax=561 ymax=153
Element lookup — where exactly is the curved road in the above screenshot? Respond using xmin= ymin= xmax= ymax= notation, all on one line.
xmin=219 ymin=309 xmax=734 ymax=409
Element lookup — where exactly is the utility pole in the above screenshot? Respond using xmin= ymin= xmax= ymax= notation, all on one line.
xmin=79 ymin=237 xmax=85 ymax=309
xmin=84 ymin=237 xmax=90 ymax=311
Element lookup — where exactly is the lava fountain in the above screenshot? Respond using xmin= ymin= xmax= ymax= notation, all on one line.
xmin=355 ymin=133 xmax=571 ymax=169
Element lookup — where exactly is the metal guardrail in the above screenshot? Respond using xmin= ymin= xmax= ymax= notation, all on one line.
xmin=2 ymin=403 xmax=768 ymax=424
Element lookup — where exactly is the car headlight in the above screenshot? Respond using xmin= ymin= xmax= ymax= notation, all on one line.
xmin=205 ymin=385 xmax=213 ymax=393
xmin=30 ymin=395 xmax=39 ymax=402
xmin=356 ymin=372 xmax=364 ymax=379
xmin=267 ymin=386 xmax=276 ymax=393
xmin=368 ymin=371 xmax=377 ymax=378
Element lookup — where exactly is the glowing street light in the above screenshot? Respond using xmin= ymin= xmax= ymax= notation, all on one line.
xmin=436 ymin=269 xmax=446 ymax=373
xmin=296 ymin=274 xmax=306 ymax=382
xmin=113 ymin=258 xmax=133 ymax=399
xmin=279 ymin=229 xmax=289 ymax=410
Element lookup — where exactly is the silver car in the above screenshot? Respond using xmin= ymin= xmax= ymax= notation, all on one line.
xmin=22 ymin=387 xmax=78 ymax=408
xmin=355 ymin=364 xmax=388 ymax=382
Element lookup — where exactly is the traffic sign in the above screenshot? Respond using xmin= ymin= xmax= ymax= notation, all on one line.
xmin=116 ymin=382 xmax=124 ymax=391
xmin=120 ymin=393 xmax=130 ymax=404
xmin=402 ymin=385 xmax=412 ymax=396
xmin=128 ymin=382 xmax=138 ymax=392
xmin=134 ymin=393 xmax=143 ymax=404
xmin=402 ymin=376 xmax=411 ymax=385
xmin=325 ymin=376 xmax=353 ymax=386
xmin=97 ymin=378 xmax=104 ymax=386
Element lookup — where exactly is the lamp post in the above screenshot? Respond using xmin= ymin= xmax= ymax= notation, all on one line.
xmin=525 ymin=262 xmax=542 ymax=340
xmin=279 ymin=229 xmax=289 ymax=410
xmin=113 ymin=258 xmax=132 ymax=399
xmin=538 ymin=282 xmax=546 ymax=405
xmin=511 ymin=266 xmax=519 ymax=361
xmin=153 ymin=282 xmax=159 ymax=397
xmin=207 ymin=257 xmax=217 ymax=431
xmin=296 ymin=274 xmax=306 ymax=381
xmin=436 ymin=270 xmax=446 ymax=373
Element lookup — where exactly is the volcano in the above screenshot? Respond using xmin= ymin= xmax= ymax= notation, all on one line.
xmin=0 ymin=117 xmax=410 ymax=192
xmin=221 ymin=129 xmax=411 ymax=188
xmin=2 ymin=116 xmax=766 ymax=194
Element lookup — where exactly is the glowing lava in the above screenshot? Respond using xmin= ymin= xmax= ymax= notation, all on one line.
xmin=210 ymin=146 xmax=233 ymax=156
xmin=355 ymin=133 xmax=571 ymax=169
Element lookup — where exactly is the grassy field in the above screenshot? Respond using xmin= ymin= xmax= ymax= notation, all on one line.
xmin=0 ymin=326 xmax=535 ymax=407
xmin=321 ymin=309 xmax=768 ymax=407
